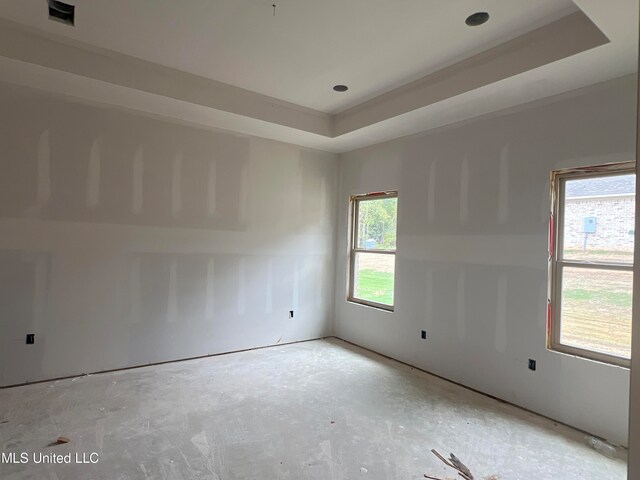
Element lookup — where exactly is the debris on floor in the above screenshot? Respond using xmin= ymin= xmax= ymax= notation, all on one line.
xmin=425 ymin=449 xmax=500 ymax=480
xmin=587 ymin=436 xmax=617 ymax=459
xmin=430 ymin=449 xmax=474 ymax=480
xmin=46 ymin=436 xmax=71 ymax=448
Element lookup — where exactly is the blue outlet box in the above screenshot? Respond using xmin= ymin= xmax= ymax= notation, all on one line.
xmin=584 ymin=217 xmax=596 ymax=233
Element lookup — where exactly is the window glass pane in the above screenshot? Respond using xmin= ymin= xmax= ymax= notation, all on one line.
xmin=353 ymin=252 xmax=395 ymax=306
xmin=562 ymin=174 xmax=635 ymax=263
xmin=356 ymin=196 xmax=397 ymax=250
xmin=559 ymin=266 xmax=632 ymax=359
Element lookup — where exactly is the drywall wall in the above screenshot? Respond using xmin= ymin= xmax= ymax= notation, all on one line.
xmin=628 ymin=61 xmax=640 ymax=480
xmin=0 ymin=84 xmax=338 ymax=387
xmin=335 ymin=74 xmax=637 ymax=446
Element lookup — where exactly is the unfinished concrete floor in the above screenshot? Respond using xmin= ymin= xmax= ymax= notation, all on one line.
xmin=0 ymin=339 xmax=627 ymax=479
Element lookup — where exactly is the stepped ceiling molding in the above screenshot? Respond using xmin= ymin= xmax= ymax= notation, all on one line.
xmin=0 ymin=0 xmax=635 ymax=152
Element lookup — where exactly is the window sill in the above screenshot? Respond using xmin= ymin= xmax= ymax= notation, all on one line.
xmin=346 ymin=298 xmax=394 ymax=313
xmin=547 ymin=344 xmax=630 ymax=369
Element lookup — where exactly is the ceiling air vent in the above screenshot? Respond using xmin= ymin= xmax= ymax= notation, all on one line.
xmin=48 ymin=0 xmax=75 ymax=26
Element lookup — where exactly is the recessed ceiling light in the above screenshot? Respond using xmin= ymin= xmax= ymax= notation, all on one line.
xmin=333 ymin=85 xmax=349 ymax=92
xmin=465 ymin=12 xmax=489 ymax=27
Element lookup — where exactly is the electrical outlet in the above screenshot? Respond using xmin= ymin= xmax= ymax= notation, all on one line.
xmin=26 ymin=334 xmax=35 ymax=345
xmin=420 ymin=330 xmax=427 ymax=340
xmin=528 ymin=359 xmax=537 ymax=371
xmin=289 ymin=310 xmax=294 ymax=319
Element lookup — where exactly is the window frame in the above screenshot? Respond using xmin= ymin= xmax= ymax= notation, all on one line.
xmin=548 ymin=161 xmax=635 ymax=367
xmin=347 ymin=191 xmax=398 ymax=312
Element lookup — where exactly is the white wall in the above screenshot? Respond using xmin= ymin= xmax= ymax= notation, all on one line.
xmin=628 ymin=59 xmax=640 ymax=479
xmin=0 ymin=84 xmax=338 ymax=387
xmin=335 ymin=75 xmax=637 ymax=446
xmin=1 ymin=70 xmax=635 ymax=450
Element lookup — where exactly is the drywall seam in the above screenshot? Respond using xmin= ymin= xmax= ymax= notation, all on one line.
xmin=36 ymin=130 xmax=51 ymax=207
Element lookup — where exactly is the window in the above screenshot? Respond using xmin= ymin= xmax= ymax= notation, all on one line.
xmin=549 ymin=162 xmax=635 ymax=367
xmin=348 ymin=191 xmax=398 ymax=311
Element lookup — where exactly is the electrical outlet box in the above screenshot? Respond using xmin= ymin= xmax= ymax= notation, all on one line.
xmin=528 ymin=359 xmax=537 ymax=371
xmin=26 ymin=334 xmax=35 ymax=345
xmin=421 ymin=330 xmax=427 ymax=340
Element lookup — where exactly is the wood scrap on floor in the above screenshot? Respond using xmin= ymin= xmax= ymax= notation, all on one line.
xmin=449 ymin=453 xmax=474 ymax=479
xmin=430 ymin=449 xmax=474 ymax=479
xmin=46 ymin=436 xmax=71 ymax=448
xmin=425 ymin=449 xmax=499 ymax=480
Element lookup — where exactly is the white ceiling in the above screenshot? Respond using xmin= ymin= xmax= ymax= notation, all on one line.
xmin=0 ymin=0 xmax=577 ymax=114
xmin=0 ymin=0 xmax=636 ymax=153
